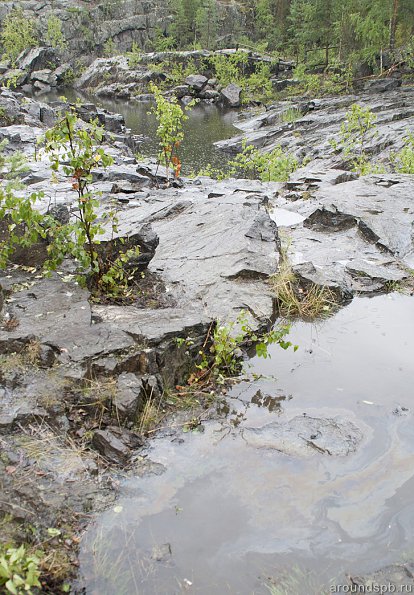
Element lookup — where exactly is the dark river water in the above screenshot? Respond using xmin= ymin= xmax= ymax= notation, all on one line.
xmin=78 ymin=293 xmax=414 ymax=595
xmin=43 ymin=89 xmax=239 ymax=173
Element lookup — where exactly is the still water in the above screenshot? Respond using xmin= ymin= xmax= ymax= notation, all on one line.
xmin=44 ymin=89 xmax=239 ymax=173
xmin=79 ymin=294 xmax=414 ymax=594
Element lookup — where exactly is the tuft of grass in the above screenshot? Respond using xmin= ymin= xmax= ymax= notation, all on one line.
xmin=137 ymin=383 xmax=164 ymax=435
xmin=271 ymin=258 xmax=338 ymax=321
xmin=0 ymin=340 xmax=43 ymax=376
xmin=265 ymin=564 xmax=335 ymax=595
xmin=280 ymin=106 xmax=301 ymax=124
xmin=17 ymin=421 xmax=89 ymax=476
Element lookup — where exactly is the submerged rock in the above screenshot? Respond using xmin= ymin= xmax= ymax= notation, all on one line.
xmin=244 ymin=414 xmax=364 ymax=457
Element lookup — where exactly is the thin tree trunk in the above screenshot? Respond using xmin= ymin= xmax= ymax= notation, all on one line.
xmin=389 ymin=0 xmax=399 ymax=51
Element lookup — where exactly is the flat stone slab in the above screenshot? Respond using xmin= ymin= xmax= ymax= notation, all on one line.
xmin=271 ymin=174 xmax=414 ymax=295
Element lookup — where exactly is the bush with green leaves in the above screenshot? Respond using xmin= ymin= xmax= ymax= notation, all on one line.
xmin=196 ymin=140 xmax=298 ymax=182
xmin=209 ymin=51 xmax=248 ymax=88
xmin=149 ymin=83 xmax=195 ymax=183
xmin=331 ymin=104 xmax=383 ymax=175
xmin=245 ymin=61 xmax=273 ymax=100
xmin=0 ymin=112 xmax=139 ymax=298
xmin=45 ymin=14 xmax=66 ymax=50
xmin=0 ymin=544 xmax=42 ymax=595
xmin=393 ymin=133 xmax=414 ymax=174
xmin=0 ymin=140 xmax=49 ymax=268
xmin=228 ymin=141 xmax=298 ymax=182
xmin=197 ymin=311 xmax=297 ymax=383
xmin=208 ymin=50 xmax=274 ymax=101
xmin=0 ymin=8 xmax=38 ymax=66
xmin=43 ymin=109 xmax=140 ymax=297
xmin=126 ymin=41 xmax=141 ymax=67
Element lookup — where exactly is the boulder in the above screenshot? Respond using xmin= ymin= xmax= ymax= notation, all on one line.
xmin=199 ymin=89 xmax=220 ymax=101
xmin=271 ymin=78 xmax=300 ymax=92
xmin=181 ymin=95 xmax=194 ymax=107
xmin=220 ymin=83 xmax=242 ymax=108
xmin=31 ymin=69 xmax=57 ymax=87
xmin=172 ymin=85 xmax=190 ymax=99
xmin=128 ymin=223 xmax=159 ymax=271
xmin=33 ymin=81 xmax=51 ymax=94
xmin=92 ymin=429 xmax=131 ymax=465
xmin=363 ymin=78 xmax=401 ymax=93
xmin=114 ymin=372 xmax=144 ymax=422
xmin=96 ymin=109 xmax=124 ymax=133
xmin=184 ymin=74 xmax=208 ymax=92
xmin=16 ymin=47 xmax=56 ymax=73
xmin=54 ymin=63 xmax=72 ymax=86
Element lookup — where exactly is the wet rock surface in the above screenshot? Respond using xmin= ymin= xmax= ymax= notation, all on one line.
xmin=0 ymin=91 xmax=283 ymax=557
xmin=270 ymin=173 xmax=414 ymax=295
xmin=216 ymin=87 xmax=414 ymax=161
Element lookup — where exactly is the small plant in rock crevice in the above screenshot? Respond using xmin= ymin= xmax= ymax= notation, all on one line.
xmin=193 ymin=311 xmax=297 ymax=385
xmin=271 ymin=245 xmax=339 ymax=320
xmin=392 ymin=133 xmax=414 ymax=174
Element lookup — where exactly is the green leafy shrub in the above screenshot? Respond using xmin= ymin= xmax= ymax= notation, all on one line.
xmin=0 ymin=112 xmax=140 ymax=298
xmin=393 ymin=133 xmax=414 ymax=174
xmin=331 ymin=104 xmax=384 ymax=175
xmin=209 ymin=50 xmax=248 ymax=87
xmin=126 ymin=41 xmax=142 ymax=68
xmin=103 ymin=37 xmax=117 ymax=58
xmin=196 ymin=140 xmax=298 ymax=182
xmin=45 ymin=14 xmax=66 ymax=50
xmin=197 ymin=311 xmax=296 ymax=383
xmin=149 ymin=83 xmax=195 ymax=183
xmin=152 ymin=27 xmax=176 ymax=51
xmin=44 ymin=109 xmax=140 ymax=297
xmin=228 ymin=141 xmax=298 ymax=182
xmin=0 ymin=8 xmax=38 ymax=66
xmin=246 ymin=62 xmax=273 ymax=100
xmin=167 ymin=58 xmax=197 ymax=85
xmin=0 ymin=544 xmax=42 ymax=595
xmin=0 ymin=140 xmax=48 ymax=268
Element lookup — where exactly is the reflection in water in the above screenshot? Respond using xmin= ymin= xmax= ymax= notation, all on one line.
xmin=79 ymin=295 xmax=414 ymax=594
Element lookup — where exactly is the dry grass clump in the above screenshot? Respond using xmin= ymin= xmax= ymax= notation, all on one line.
xmin=137 ymin=383 xmax=164 ymax=435
xmin=271 ymin=258 xmax=339 ymax=320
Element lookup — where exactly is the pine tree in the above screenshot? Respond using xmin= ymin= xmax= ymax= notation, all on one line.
xmin=196 ymin=0 xmax=218 ymax=49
